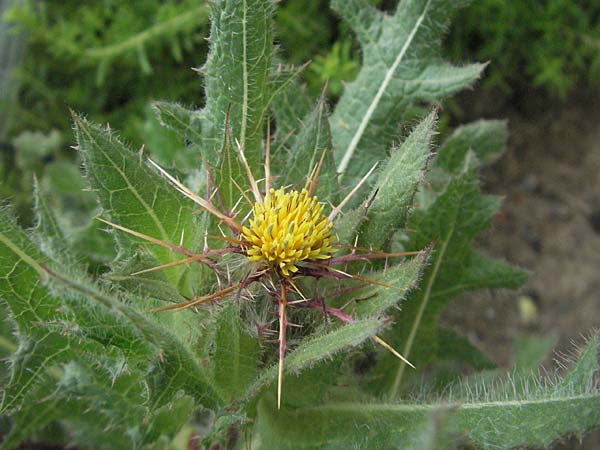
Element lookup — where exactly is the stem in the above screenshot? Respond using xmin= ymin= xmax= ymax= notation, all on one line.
xmin=390 ymin=232 xmax=452 ymax=397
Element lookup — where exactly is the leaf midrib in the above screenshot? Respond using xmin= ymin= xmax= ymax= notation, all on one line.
xmin=240 ymin=0 xmax=249 ymax=148
xmin=0 ymin=231 xmax=48 ymax=281
xmin=292 ymin=392 xmax=600 ymax=414
xmin=80 ymin=122 xmax=172 ymax=246
xmin=391 ymin=222 xmax=453 ymax=396
xmin=337 ymin=0 xmax=432 ymax=175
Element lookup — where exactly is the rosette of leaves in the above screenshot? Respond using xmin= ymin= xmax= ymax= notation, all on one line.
xmin=1 ymin=1 xmax=599 ymax=449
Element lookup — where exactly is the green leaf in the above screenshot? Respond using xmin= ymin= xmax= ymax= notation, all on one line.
xmin=435 ymin=328 xmax=495 ymax=371
xmin=379 ymin=154 xmax=523 ymax=396
xmin=1 ymin=378 xmax=68 ymax=450
xmin=215 ymin=122 xmax=246 ymax=212
xmin=0 ymin=206 xmax=54 ymax=332
xmin=33 ymin=176 xmax=66 ymax=261
xmin=559 ymin=333 xmax=600 ymax=391
xmin=153 ymin=101 xmax=205 ymax=162
xmin=141 ymin=394 xmax=196 ymax=446
xmin=140 ymin=104 xmax=195 ymax=171
xmin=347 ymin=252 xmax=429 ymax=318
xmin=202 ymin=0 xmax=273 ymax=171
xmin=269 ymin=63 xmax=312 ymax=140
xmin=3 ymin=358 xmax=191 ymax=450
xmin=284 ymin=95 xmax=337 ymax=201
xmin=44 ymin=268 xmax=224 ymax=410
xmin=1 ymin=207 xmax=221 ymax=413
xmin=435 ymin=119 xmax=508 ymax=172
xmin=257 ymin=397 xmax=448 ymax=450
xmin=74 ymin=114 xmax=199 ymax=288
xmin=1 ymin=331 xmax=69 ymax=414
xmin=39 ymin=160 xmax=116 ymax=267
xmin=106 ymin=252 xmax=189 ymax=305
xmin=332 ymin=204 xmax=369 ymax=245
xmin=212 ymin=303 xmax=260 ymax=400
xmin=430 ymin=250 xmax=527 ymax=301
xmin=0 ymin=208 xmax=151 ymax=413
xmin=0 ymin=305 xmax=16 ymax=362
xmin=331 ymin=0 xmax=485 ymax=180
xmin=513 ymin=334 xmax=557 ymax=373
xmin=245 ymin=318 xmax=384 ymax=401
xmin=360 ymin=111 xmax=436 ymax=249
xmin=257 ymin=334 xmax=600 ymax=450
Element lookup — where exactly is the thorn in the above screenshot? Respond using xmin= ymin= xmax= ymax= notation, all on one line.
xmin=306 ymin=147 xmax=328 ymax=197
xmin=206 ymin=234 xmax=245 ymax=246
xmin=96 ymin=217 xmax=195 ymax=257
xmin=328 ymin=162 xmax=378 ymax=222
xmin=373 ymin=335 xmax=415 ymax=369
xmin=320 ymin=79 xmax=330 ymax=100
xmin=231 ymin=177 xmax=255 ymax=208
xmin=130 ymin=254 xmax=208 ymax=276
xmin=307 ymin=262 xmax=405 ymax=291
xmin=235 ymin=139 xmax=263 ymax=204
xmin=145 ymin=283 xmax=241 ymax=313
xmin=147 ymin=158 xmax=241 ymax=232
xmin=364 ymin=188 xmax=379 ymax=211
xmin=287 ymin=278 xmax=307 ymax=300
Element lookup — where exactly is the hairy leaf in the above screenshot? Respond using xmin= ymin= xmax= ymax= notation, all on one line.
xmin=33 ymin=177 xmax=67 ymax=262
xmin=284 ymin=95 xmax=337 ymax=201
xmin=359 ymin=110 xmax=437 ymax=249
xmin=436 ymin=119 xmax=509 ymax=172
xmin=74 ymin=114 xmax=199 ymax=288
xmin=379 ymin=154 xmax=525 ymax=396
xmin=215 ymin=123 xmax=246 ymax=212
xmin=153 ymin=101 xmax=205 ymax=164
xmin=269 ymin=63 xmax=312 ymax=140
xmin=257 ymin=335 xmax=600 ymax=450
xmin=212 ymin=303 xmax=260 ymax=400
xmin=44 ymin=268 xmax=223 ymax=410
xmin=331 ymin=0 xmax=485 ymax=180
xmin=345 ymin=251 xmax=429 ymax=318
xmin=203 ymin=0 xmax=273 ymax=171
xmin=246 ymin=318 xmax=384 ymax=401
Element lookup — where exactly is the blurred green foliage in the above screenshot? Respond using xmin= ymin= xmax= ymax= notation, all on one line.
xmin=3 ymin=0 xmax=207 ymax=141
xmin=446 ymin=0 xmax=600 ymax=98
xmin=306 ymin=40 xmax=359 ymax=98
xmin=1 ymin=0 xmax=207 ymax=224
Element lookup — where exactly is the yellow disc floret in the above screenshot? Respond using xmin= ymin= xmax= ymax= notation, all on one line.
xmin=241 ymin=188 xmax=335 ymax=276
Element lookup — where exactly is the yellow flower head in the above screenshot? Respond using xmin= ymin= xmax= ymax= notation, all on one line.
xmin=241 ymin=187 xmax=335 ymax=276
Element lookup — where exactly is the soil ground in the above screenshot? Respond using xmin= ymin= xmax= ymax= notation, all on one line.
xmin=442 ymin=88 xmax=600 ymax=449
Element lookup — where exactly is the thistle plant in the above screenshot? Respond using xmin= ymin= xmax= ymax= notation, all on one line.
xmin=1 ymin=1 xmax=599 ymax=449
xmin=96 ymin=130 xmax=417 ymax=409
